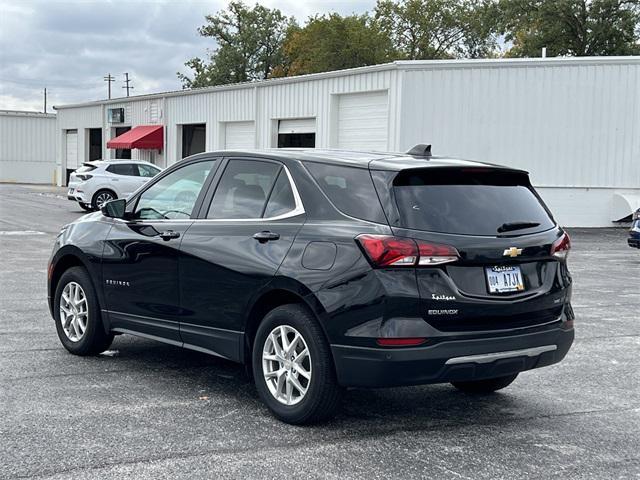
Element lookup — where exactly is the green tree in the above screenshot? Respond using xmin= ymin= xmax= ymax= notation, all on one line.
xmin=273 ymin=14 xmax=396 ymax=77
xmin=498 ymin=0 xmax=640 ymax=57
xmin=178 ymin=2 xmax=295 ymax=88
xmin=374 ymin=0 xmax=500 ymax=59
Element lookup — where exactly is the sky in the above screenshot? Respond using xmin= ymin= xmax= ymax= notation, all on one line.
xmin=0 ymin=0 xmax=375 ymax=112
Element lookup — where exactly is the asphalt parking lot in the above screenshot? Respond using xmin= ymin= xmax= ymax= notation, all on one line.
xmin=1 ymin=183 xmax=638 ymax=479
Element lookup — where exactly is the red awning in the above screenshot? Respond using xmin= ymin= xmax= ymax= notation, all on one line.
xmin=107 ymin=125 xmax=163 ymax=149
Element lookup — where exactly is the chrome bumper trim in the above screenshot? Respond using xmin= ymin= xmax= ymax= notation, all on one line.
xmin=445 ymin=345 xmax=557 ymax=365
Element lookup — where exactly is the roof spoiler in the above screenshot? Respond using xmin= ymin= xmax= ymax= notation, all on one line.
xmin=406 ymin=144 xmax=432 ymax=157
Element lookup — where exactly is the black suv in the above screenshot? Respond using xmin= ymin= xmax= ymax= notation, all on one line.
xmin=48 ymin=147 xmax=574 ymax=424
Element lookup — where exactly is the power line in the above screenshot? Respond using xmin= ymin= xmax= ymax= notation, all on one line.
xmin=122 ymin=72 xmax=134 ymax=97
xmin=103 ymin=73 xmax=115 ymax=99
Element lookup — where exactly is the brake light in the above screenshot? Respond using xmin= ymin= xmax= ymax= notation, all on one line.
xmin=377 ymin=337 xmax=427 ymax=347
xmin=356 ymin=234 xmax=459 ymax=267
xmin=417 ymin=241 xmax=459 ymax=265
xmin=76 ymin=174 xmax=93 ymax=181
xmin=551 ymin=232 xmax=571 ymax=260
xmin=356 ymin=235 xmax=417 ymax=266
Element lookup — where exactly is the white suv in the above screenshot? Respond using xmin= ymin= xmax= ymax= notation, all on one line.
xmin=67 ymin=160 xmax=162 ymax=211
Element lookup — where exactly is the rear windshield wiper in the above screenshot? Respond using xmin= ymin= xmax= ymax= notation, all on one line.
xmin=497 ymin=221 xmax=540 ymax=233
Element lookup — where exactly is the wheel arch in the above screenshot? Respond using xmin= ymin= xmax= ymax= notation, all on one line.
xmin=243 ymin=280 xmax=329 ymax=364
xmin=48 ymin=247 xmax=101 ymax=321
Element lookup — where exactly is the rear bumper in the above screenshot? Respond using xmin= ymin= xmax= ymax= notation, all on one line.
xmin=331 ymin=326 xmax=574 ymax=387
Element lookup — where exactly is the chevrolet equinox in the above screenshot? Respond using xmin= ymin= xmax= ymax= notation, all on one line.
xmin=48 ymin=146 xmax=574 ymax=424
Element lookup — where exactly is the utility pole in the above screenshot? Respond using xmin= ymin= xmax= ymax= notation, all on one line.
xmin=43 ymin=87 xmax=47 ymax=113
xmin=103 ymin=74 xmax=115 ymax=99
xmin=122 ymin=72 xmax=133 ymax=97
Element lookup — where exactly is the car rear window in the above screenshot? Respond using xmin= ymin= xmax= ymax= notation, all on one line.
xmin=305 ymin=163 xmax=386 ymax=223
xmin=76 ymin=164 xmax=97 ymax=173
xmin=390 ymin=168 xmax=555 ymax=235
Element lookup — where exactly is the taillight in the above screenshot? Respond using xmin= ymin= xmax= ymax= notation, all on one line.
xmin=76 ymin=174 xmax=93 ymax=181
xmin=551 ymin=232 xmax=571 ymax=260
xmin=417 ymin=242 xmax=459 ymax=265
xmin=356 ymin=234 xmax=459 ymax=267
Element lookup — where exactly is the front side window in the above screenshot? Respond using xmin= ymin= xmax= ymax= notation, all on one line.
xmin=207 ymin=159 xmax=282 ymax=219
xmin=107 ymin=163 xmax=137 ymax=176
xmin=137 ymin=164 xmax=161 ymax=178
xmin=134 ymin=160 xmax=215 ymax=220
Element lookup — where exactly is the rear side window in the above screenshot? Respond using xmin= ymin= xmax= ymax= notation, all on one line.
xmin=107 ymin=163 xmax=137 ymax=176
xmin=305 ymin=163 xmax=386 ymax=223
xmin=264 ymin=169 xmax=296 ymax=218
xmin=391 ymin=168 xmax=555 ymax=235
xmin=207 ymin=159 xmax=281 ymax=219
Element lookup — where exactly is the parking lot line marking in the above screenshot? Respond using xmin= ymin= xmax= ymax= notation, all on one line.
xmin=0 ymin=230 xmax=46 ymax=235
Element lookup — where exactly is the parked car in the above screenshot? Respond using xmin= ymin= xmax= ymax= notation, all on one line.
xmin=67 ymin=160 xmax=162 ymax=211
xmin=48 ymin=147 xmax=574 ymax=424
xmin=629 ymin=208 xmax=640 ymax=248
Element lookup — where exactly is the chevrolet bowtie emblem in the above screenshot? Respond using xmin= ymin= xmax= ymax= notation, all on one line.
xmin=503 ymin=247 xmax=523 ymax=257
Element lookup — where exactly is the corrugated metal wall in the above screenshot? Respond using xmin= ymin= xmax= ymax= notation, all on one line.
xmin=163 ymin=68 xmax=399 ymax=159
xmin=0 ymin=111 xmax=57 ymax=184
xmin=399 ymin=59 xmax=640 ymax=189
xmin=53 ymin=57 xmax=639 ymax=225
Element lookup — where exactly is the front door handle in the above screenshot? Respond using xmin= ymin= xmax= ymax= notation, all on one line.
xmin=159 ymin=230 xmax=180 ymax=241
xmin=252 ymin=231 xmax=280 ymax=243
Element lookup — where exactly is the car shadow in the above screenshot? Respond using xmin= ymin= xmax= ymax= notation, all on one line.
xmin=99 ymin=335 xmax=545 ymax=431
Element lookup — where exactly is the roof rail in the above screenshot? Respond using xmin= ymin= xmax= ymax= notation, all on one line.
xmin=406 ymin=144 xmax=432 ymax=157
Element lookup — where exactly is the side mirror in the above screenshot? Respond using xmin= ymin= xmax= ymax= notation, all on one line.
xmin=101 ymin=198 xmax=127 ymax=219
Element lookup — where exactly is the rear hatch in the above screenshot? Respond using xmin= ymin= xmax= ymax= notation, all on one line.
xmin=370 ymin=165 xmax=571 ymax=333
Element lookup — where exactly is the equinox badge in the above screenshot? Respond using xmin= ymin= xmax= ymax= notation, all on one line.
xmin=503 ymin=247 xmax=523 ymax=257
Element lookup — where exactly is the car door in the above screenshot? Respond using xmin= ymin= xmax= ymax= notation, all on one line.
xmin=102 ymin=158 xmax=218 ymax=344
xmin=105 ymin=163 xmax=140 ymax=198
xmin=178 ymin=157 xmax=306 ymax=361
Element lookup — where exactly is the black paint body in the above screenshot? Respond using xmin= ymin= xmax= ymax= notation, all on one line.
xmin=48 ymin=149 xmax=574 ymax=387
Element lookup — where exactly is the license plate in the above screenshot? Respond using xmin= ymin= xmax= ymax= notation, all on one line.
xmin=485 ymin=266 xmax=525 ymax=293
xmin=68 ymin=188 xmax=74 ymax=194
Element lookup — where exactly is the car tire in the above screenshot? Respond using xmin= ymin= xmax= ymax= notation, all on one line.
xmin=53 ymin=266 xmax=114 ymax=356
xmin=451 ymin=373 xmax=519 ymax=394
xmin=252 ymin=304 xmax=342 ymax=424
xmin=91 ymin=189 xmax=117 ymax=210
xmin=78 ymin=202 xmax=93 ymax=211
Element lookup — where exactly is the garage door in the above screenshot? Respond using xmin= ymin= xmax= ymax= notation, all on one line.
xmin=278 ymin=118 xmax=315 ymax=134
xmin=337 ymin=91 xmax=388 ymax=151
xmin=65 ymin=130 xmax=78 ymax=170
xmin=224 ymin=121 xmax=255 ymax=149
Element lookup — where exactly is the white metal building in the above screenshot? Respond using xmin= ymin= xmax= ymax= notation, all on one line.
xmin=0 ymin=110 xmax=57 ymax=184
xmin=54 ymin=56 xmax=640 ymax=227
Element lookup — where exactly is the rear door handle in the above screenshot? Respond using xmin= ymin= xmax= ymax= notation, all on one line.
xmin=159 ymin=230 xmax=180 ymax=241
xmin=252 ymin=231 xmax=280 ymax=243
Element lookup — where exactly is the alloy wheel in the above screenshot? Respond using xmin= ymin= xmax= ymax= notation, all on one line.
xmin=95 ymin=192 xmax=114 ymax=208
xmin=262 ymin=325 xmax=312 ymax=406
xmin=59 ymin=281 xmax=89 ymax=342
